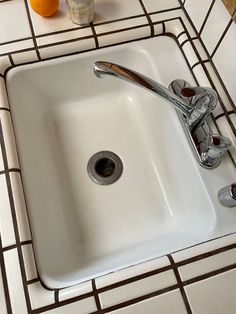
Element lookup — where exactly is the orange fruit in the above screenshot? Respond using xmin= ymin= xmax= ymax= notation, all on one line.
xmin=29 ymin=0 xmax=59 ymax=17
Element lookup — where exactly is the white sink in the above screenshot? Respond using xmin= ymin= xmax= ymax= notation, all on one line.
xmin=6 ymin=36 xmax=236 ymax=289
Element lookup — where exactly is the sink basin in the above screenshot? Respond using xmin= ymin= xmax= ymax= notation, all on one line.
xmin=6 ymin=36 xmax=236 ymax=289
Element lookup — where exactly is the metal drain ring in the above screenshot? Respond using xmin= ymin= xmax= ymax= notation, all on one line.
xmin=87 ymin=151 xmax=123 ymax=185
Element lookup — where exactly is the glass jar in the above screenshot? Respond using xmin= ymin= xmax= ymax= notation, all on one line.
xmin=66 ymin=0 xmax=94 ymax=26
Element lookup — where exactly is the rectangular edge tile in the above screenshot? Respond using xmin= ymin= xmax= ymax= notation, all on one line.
xmin=22 ymin=244 xmax=37 ymax=281
xmin=0 ymin=141 xmax=4 ymax=172
xmin=95 ymin=16 xmax=149 ymax=35
xmin=36 ymin=27 xmax=93 ymax=46
xmin=108 ymin=289 xmax=187 ymax=314
xmin=0 ymin=175 xmax=16 ymax=247
xmin=10 ymin=172 xmax=32 ymax=242
xmin=185 ymin=268 xmax=236 ymax=314
xmin=0 ymin=56 xmax=11 ymax=75
xmin=28 ymin=282 xmax=54 ymax=310
xmin=44 ymin=297 xmax=97 ymax=314
xmin=59 ymin=280 xmax=92 ymax=302
xmin=99 ymin=269 xmax=177 ymax=309
xmin=0 ymin=78 xmax=9 ymax=109
xmin=171 ymin=233 xmax=236 ymax=263
xmin=0 ymin=111 xmax=19 ymax=169
xmin=178 ymin=248 xmax=236 ymax=282
xmin=4 ymin=248 xmax=28 ymax=313
xmin=39 ymin=37 xmax=96 ymax=59
xmin=97 ymin=26 xmax=150 ymax=47
xmin=0 ymin=39 xmax=34 ymax=55
xmin=0 ymin=259 xmax=8 ymax=314
xmin=11 ymin=50 xmax=39 ymax=65
xmin=96 ymin=256 xmax=170 ymax=289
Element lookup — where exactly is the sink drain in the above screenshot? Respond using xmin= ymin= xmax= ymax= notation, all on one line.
xmin=87 ymin=151 xmax=123 ymax=185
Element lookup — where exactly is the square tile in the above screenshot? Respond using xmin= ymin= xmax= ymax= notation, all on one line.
xmin=213 ymin=21 xmax=236 ymax=105
xmin=94 ymin=0 xmax=144 ymax=24
xmin=0 ymin=0 xmax=32 ymax=43
xmin=185 ymin=269 xmax=236 ymax=314
xmin=142 ymin=0 xmax=180 ymax=13
xmin=99 ymin=270 xmax=177 ymax=309
xmin=109 ymin=289 xmax=187 ymax=314
xmin=28 ymin=282 xmax=54 ymax=310
xmin=201 ymin=0 xmax=232 ymax=55
xmin=184 ymin=0 xmax=213 ymax=32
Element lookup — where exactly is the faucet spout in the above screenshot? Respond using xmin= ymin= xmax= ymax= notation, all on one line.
xmin=94 ymin=61 xmax=192 ymax=118
xmin=93 ymin=61 xmax=218 ymax=131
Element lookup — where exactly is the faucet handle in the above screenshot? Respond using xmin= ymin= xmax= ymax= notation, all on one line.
xmin=201 ymin=134 xmax=231 ymax=167
xmin=169 ymin=80 xmax=218 ymax=129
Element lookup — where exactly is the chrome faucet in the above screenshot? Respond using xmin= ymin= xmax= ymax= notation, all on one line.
xmin=94 ymin=61 xmax=217 ymax=131
xmin=93 ymin=61 xmax=231 ymax=168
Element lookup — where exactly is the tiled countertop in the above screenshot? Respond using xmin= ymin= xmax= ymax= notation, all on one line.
xmin=0 ymin=0 xmax=236 ymax=313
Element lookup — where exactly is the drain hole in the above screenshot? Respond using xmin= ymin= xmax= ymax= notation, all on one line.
xmin=95 ymin=158 xmax=116 ymax=177
xmin=87 ymin=151 xmax=123 ymax=185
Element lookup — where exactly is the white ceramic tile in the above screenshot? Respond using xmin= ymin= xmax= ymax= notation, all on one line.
xmin=22 ymin=244 xmax=38 ymax=281
xmin=37 ymin=27 xmax=93 ymax=46
xmin=201 ymin=0 xmax=232 ymax=55
xmin=95 ymin=16 xmax=148 ymax=35
xmin=98 ymin=26 xmax=150 ymax=47
xmin=28 ymin=282 xmax=54 ymax=310
xmin=44 ymin=297 xmax=97 ymax=314
xmin=27 ymin=0 xmax=77 ymax=36
xmin=99 ymin=270 xmax=177 ymax=309
xmin=4 ymin=248 xmax=28 ymax=313
xmin=0 ymin=175 xmax=16 ymax=247
xmin=150 ymin=9 xmax=196 ymax=37
xmin=178 ymin=248 xmax=236 ymax=282
xmin=164 ymin=19 xmax=185 ymax=36
xmin=153 ymin=23 xmax=164 ymax=36
xmin=142 ymin=0 xmax=180 ymax=13
xmin=0 ymin=142 xmax=4 ymax=172
xmin=178 ymin=33 xmax=188 ymax=45
xmin=0 ymin=78 xmax=9 ymax=109
xmin=192 ymin=38 xmax=208 ymax=60
xmin=96 ymin=256 xmax=170 ymax=289
xmin=109 ymin=289 xmax=187 ymax=314
xmin=0 ymin=0 xmax=31 ymax=43
xmin=39 ymin=37 xmax=96 ymax=59
xmin=0 ymin=263 xmax=8 ymax=314
xmin=185 ymin=268 xmax=236 ymax=314
xmin=182 ymin=41 xmax=198 ymax=67
xmin=11 ymin=50 xmax=39 ymax=65
xmin=0 ymin=39 xmax=34 ymax=55
xmin=204 ymin=62 xmax=234 ymax=113
xmin=217 ymin=115 xmax=236 ymax=161
xmin=185 ymin=0 xmax=212 ymax=31
xmin=59 ymin=280 xmax=92 ymax=301
xmin=192 ymin=64 xmax=211 ymax=88
xmin=172 ymin=233 xmax=236 ymax=263
xmin=10 ymin=172 xmax=32 ymax=242
xmin=0 ymin=56 xmax=11 ymax=75
xmin=213 ymin=21 xmax=236 ymax=105
xmin=0 ymin=111 xmax=19 ymax=169
xmin=94 ymin=0 xmax=144 ymax=24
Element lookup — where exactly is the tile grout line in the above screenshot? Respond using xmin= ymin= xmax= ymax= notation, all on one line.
xmin=23 ymin=0 xmax=41 ymax=60
xmin=92 ymin=279 xmax=103 ymax=313
xmin=211 ymin=18 xmax=233 ymax=59
xmin=0 ymin=114 xmax=32 ymax=312
xmin=199 ymin=0 xmax=216 ymax=36
xmin=168 ymin=255 xmax=192 ymax=314
xmin=138 ymin=0 xmax=154 ymax=37
xmin=90 ymin=24 xmax=99 ymax=48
